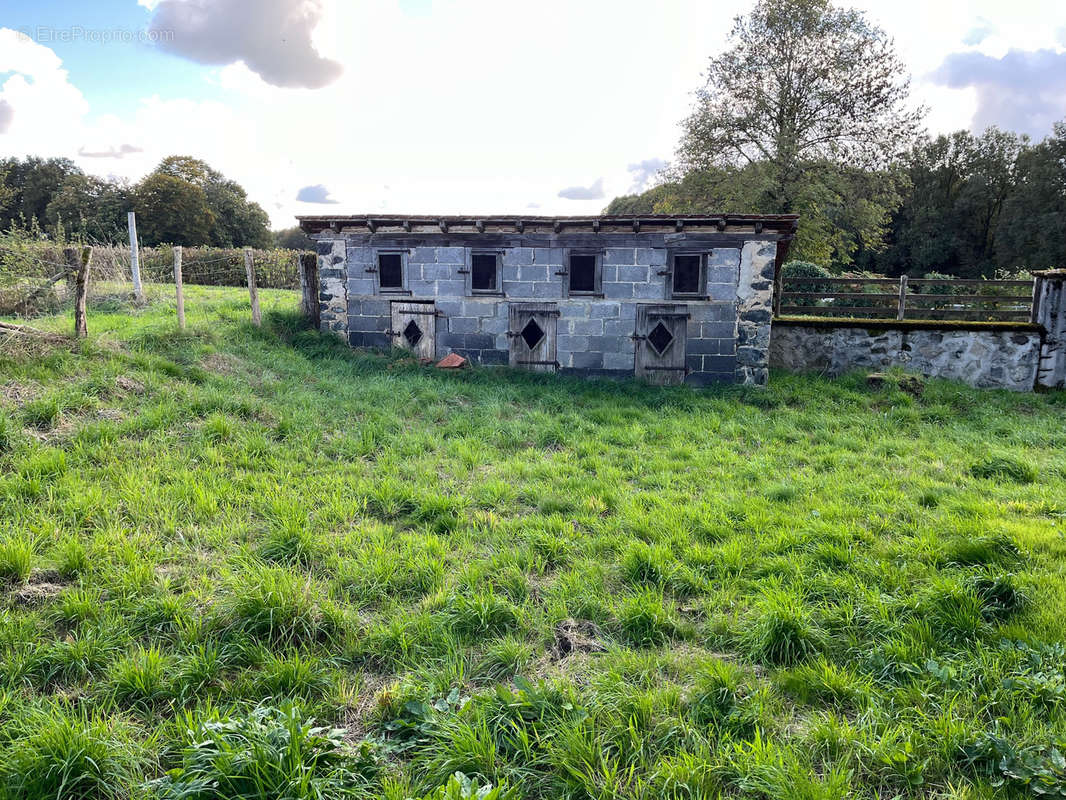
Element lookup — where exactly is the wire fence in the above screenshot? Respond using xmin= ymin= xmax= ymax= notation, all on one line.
xmin=0 ymin=240 xmax=316 ymax=336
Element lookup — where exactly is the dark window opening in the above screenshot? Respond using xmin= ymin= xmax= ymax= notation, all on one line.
xmin=569 ymin=254 xmax=598 ymax=294
xmin=379 ymin=253 xmax=403 ymax=289
xmin=647 ymin=321 xmax=674 ymax=355
xmin=520 ymin=318 xmax=545 ymax=349
xmin=403 ymin=319 xmax=422 ymax=346
xmin=672 ymin=254 xmax=703 ymax=296
xmin=471 ymin=253 xmax=498 ymax=292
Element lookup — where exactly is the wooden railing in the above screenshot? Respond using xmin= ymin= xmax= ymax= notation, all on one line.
xmin=775 ymin=276 xmax=1036 ymax=322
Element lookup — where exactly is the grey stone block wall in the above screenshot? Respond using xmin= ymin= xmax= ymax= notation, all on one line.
xmin=769 ymin=323 xmax=1042 ymax=391
xmin=316 ymin=236 xmax=773 ymax=386
xmin=1033 ymin=271 xmax=1066 ymax=389
xmin=317 ymin=239 xmax=347 ymax=338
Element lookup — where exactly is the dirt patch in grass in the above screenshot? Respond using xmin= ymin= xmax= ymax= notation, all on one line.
xmin=7 ymin=569 xmax=69 ymax=607
xmin=0 ymin=381 xmax=39 ymax=406
xmin=551 ymin=618 xmax=606 ymax=660
xmin=342 ymin=673 xmax=392 ymax=742
xmin=115 ymin=375 xmax=145 ymax=395
xmin=201 ymin=352 xmax=242 ymax=376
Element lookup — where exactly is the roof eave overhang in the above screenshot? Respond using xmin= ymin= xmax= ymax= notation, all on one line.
xmin=296 ymin=214 xmax=799 ymax=237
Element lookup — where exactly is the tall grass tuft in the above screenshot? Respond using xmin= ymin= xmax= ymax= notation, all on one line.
xmin=220 ymin=564 xmax=341 ymax=647
xmin=151 ymin=704 xmax=379 ymax=800
xmin=0 ymin=534 xmax=33 ymax=583
xmin=0 ymin=708 xmax=143 ymax=800
xmin=740 ymin=589 xmax=822 ymax=666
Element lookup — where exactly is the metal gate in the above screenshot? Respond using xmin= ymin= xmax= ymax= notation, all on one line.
xmin=634 ymin=304 xmax=688 ymax=385
xmin=508 ymin=302 xmax=558 ymax=372
xmin=390 ymin=301 xmax=436 ymax=360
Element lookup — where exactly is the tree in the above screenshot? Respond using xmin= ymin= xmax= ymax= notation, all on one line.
xmin=996 ymin=121 xmax=1066 ymax=271
xmin=134 ymin=173 xmax=216 ymax=246
xmin=864 ymin=128 xmax=1027 ymax=277
xmin=273 ymin=226 xmax=313 ymax=250
xmin=153 ymin=155 xmax=271 ymax=248
xmin=628 ymin=0 xmax=922 ymax=266
xmin=45 ymin=174 xmax=132 ymax=243
xmin=0 ymin=156 xmax=83 ymax=231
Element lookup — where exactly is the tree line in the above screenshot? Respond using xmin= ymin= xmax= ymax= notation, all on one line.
xmin=606 ymin=0 xmax=1066 ymax=277
xmin=0 ymin=155 xmax=273 ymax=249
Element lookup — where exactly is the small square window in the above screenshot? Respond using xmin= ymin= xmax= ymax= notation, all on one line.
xmin=378 ymin=253 xmax=404 ymax=290
xmin=471 ymin=252 xmax=499 ymax=293
xmin=672 ymin=254 xmax=705 ymax=297
xmin=568 ymin=253 xmax=600 ymax=295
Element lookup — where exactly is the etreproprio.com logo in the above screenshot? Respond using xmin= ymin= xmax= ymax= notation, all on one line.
xmin=15 ymin=26 xmax=175 ymax=45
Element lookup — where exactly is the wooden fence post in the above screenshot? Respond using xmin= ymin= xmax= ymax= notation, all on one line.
xmin=127 ymin=212 xmax=144 ymax=301
xmin=299 ymin=251 xmax=320 ymax=329
xmin=173 ymin=246 xmax=186 ymax=330
xmin=64 ymin=245 xmax=92 ymax=338
xmin=244 ymin=247 xmax=261 ymax=326
xmin=896 ymin=275 xmax=908 ymax=321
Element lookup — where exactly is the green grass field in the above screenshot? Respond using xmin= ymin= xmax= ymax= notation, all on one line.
xmin=2 ymin=286 xmax=1065 ymax=800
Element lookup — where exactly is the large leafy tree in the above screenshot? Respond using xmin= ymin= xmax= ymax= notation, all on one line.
xmin=612 ymin=0 xmax=922 ymax=267
xmin=134 ymin=173 xmax=216 ymax=246
xmin=154 ymin=156 xmax=271 ymax=248
xmin=995 ymin=122 xmax=1066 ymax=271
xmin=0 ymin=157 xmax=83 ymax=231
xmin=864 ymin=128 xmax=1027 ymax=277
xmin=45 ymin=174 xmax=132 ymax=243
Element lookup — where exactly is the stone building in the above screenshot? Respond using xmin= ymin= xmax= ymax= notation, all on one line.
xmin=297 ymin=214 xmax=797 ymax=386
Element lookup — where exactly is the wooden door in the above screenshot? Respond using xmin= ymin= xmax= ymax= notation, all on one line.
xmin=634 ymin=304 xmax=688 ymax=385
xmin=390 ymin=301 xmax=436 ymax=360
xmin=509 ymin=302 xmax=558 ymax=372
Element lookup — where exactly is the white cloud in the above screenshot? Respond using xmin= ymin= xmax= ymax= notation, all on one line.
xmin=295 ymin=184 xmax=338 ymax=203
xmin=627 ymin=159 xmax=667 ymax=193
xmin=932 ymin=48 xmax=1066 ymax=137
xmin=558 ymin=179 xmax=605 ymax=201
xmin=148 ymin=0 xmax=342 ymax=89
xmin=78 ymin=144 xmax=144 ymax=159
xmin=0 ymin=28 xmax=90 ymax=153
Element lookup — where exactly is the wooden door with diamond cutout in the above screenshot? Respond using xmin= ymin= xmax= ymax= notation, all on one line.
xmin=634 ymin=304 xmax=688 ymax=385
xmin=508 ymin=302 xmax=558 ymax=372
xmin=390 ymin=301 xmax=436 ymax=361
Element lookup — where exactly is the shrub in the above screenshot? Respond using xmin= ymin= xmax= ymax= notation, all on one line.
xmin=152 ymin=704 xmax=379 ymax=799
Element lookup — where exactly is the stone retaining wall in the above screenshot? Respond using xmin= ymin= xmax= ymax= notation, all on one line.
xmin=769 ymin=321 xmax=1042 ymax=391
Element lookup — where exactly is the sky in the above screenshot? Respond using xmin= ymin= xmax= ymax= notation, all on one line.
xmin=1 ymin=0 xmax=1065 ymax=229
